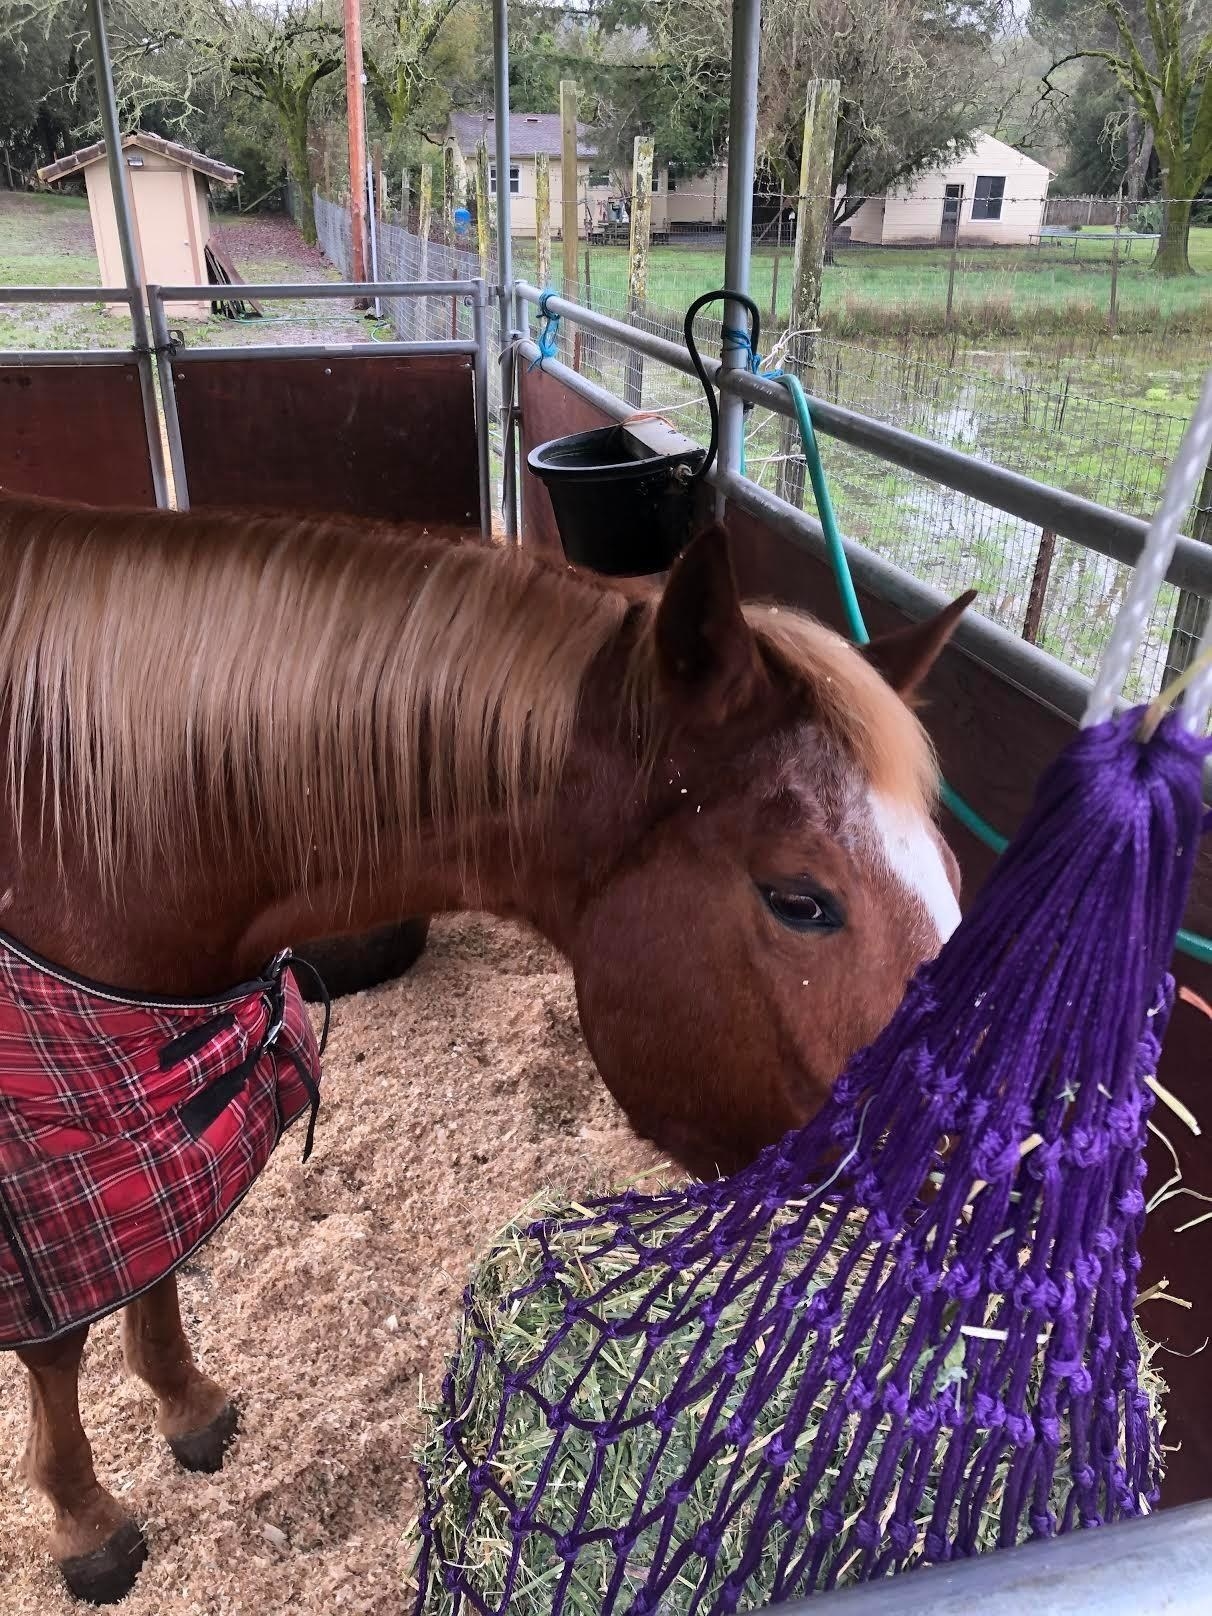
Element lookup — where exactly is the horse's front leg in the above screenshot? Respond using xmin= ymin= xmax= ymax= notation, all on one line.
xmin=122 ymin=1274 xmax=237 ymax=1472
xmin=18 ymin=1326 xmax=148 ymax=1602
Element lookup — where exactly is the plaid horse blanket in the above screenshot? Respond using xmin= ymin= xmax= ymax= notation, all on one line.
xmin=0 ymin=933 xmax=324 ymax=1348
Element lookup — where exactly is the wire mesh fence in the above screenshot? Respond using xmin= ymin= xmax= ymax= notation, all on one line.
xmin=309 ymin=188 xmax=1211 ymax=705
xmin=510 ymin=190 xmax=1211 ymax=344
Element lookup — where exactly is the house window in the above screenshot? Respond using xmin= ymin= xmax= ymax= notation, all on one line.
xmin=489 ymin=164 xmax=520 ymax=196
xmin=667 ymin=170 xmax=678 ymax=193
xmin=588 ymin=168 xmax=611 ymax=188
xmin=971 ymin=175 xmax=1006 ymax=221
xmin=650 ymin=173 xmax=660 ymax=192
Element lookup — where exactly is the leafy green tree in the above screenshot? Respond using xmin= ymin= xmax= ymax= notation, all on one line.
xmin=0 ymin=10 xmax=94 ymax=181
xmin=1040 ymin=0 xmax=1210 ymax=273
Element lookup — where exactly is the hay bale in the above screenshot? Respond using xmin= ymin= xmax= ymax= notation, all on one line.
xmin=414 ymin=1191 xmax=1166 ymax=1615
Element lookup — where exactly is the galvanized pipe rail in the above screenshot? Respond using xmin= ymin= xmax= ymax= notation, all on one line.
xmin=518 ymin=337 xmax=1096 ymax=722
xmin=515 ymin=284 xmax=1212 ymax=597
xmin=779 ymin=1500 xmax=1212 ymax=1614
xmin=86 ymin=0 xmax=169 ymax=507
xmin=1 ymin=286 xmax=134 ymax=303
xmin=144 ymin=279 xmax=492 ymax=538
xmin=516 ymin=335 xmax=1212 ymax=801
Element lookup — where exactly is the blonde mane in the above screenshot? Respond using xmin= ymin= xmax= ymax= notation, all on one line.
xmin=0 ymin=498 xmax=934 ymax=885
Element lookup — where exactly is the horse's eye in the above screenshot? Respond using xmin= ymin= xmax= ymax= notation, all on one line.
xmin=758 ymin=885 xmax=843 ymax=932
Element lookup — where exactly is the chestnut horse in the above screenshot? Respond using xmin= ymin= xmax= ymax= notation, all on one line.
xmin=0 ymin=492 xmax=970 ymax=1599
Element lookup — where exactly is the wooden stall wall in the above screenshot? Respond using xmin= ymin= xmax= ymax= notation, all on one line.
xmin=173 ymin=353 xmax=480 ymax=526
xmin=520 ymin=367 xmax=1212 ymax=1509
xmin=0 ymin=363 xmax=157 ymax=507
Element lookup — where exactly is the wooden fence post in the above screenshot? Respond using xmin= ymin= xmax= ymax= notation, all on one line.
xmin=401 ymin=168 xmax=410 ymax=223
xmin=474 ymin=139 xmax=492 ymax=283
xmin=418 ymin=164 xmax=432 ymax=338
xmin=1108 ymin=192 xmax=1123 ymax=335
xmin=442 ymin=144 xmax=459 ymax=335
xmin=775 ymin=78 xmax=840 ymax=508
xmin=1021 ymin=530 xmax=1057 ymax=645
xmin=372 ymin=143 xmax=384 ymax=220
xmin=945 ymin=235 xmax=959 ymax=330
xmin=535 ymin=151 xmax=552 ymax=288
xmin=623 ymin=136 xmax=654 ymax=408
xmin=769 ymin=190 xmax=785 ymax=322
xmin=560 ymin=80 xmax=580 ymax=299
xmin=1163 ymin=452 xmax=1212 ymax=683
xmin=443 ymin=143 xmax=457 ymax=234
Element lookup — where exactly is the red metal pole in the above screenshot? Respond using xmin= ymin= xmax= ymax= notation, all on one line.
xmin=343 ymin=0 xmax=369 ymax=288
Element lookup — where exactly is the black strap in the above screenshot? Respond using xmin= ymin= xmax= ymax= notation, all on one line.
xmin=284 ymin=953 xmax=332 ymax=1055
xmin=272 ymin=952 xmax=329 ymax=1161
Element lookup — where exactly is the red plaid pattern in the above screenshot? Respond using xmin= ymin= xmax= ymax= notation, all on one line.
xmin=0 ymin=936 xmax=322 ymax=1348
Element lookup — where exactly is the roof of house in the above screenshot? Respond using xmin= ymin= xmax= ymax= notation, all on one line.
xmin=38 ymin=132 xmax=241 ymax=187
xmin=447 ymin=112 xmax=598 ymax=161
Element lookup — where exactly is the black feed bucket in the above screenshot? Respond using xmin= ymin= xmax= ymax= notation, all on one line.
xmin=528 ymin=426 xmax=705 ymax=576
xmin=526 ymin=287 xmax=757 ymax=577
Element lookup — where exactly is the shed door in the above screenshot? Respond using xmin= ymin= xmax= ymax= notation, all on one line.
xmin=941 ymin=183 xmax=963 ymax=246
xmin=132 ymin=169 xmax=198 ymax=288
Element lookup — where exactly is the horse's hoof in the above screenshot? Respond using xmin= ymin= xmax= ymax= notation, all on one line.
xmin=58 ymin=1519 xmax=148 ymax=1605
xmin=166 ymin=1399 xmax=238 ymax=1473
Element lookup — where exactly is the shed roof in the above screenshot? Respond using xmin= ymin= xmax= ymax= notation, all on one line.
xmin=447 ymin=112 xmax=598 ymax=161
xmin=38 ymin=132 xmax=241 ymax=187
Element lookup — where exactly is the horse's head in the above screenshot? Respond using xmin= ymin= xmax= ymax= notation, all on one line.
xmin=570 ymin=526 xmax=973 ymax=1178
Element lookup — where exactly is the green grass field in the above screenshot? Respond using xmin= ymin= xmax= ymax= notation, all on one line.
xmin=514 ymin=224 xmax=1212 ymax=342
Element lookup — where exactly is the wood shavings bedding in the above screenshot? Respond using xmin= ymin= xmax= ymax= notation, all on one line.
xmin=0 ymin=916 xmax=666 ymax=1615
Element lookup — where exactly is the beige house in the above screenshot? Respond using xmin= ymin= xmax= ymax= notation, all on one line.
xmin=840 ymin=132 xmax=1052 ymax=247
xmin=444 ymin=112 xmax=727 ymax=239
xmin=39 ymin=133 xmax=240 ymax=318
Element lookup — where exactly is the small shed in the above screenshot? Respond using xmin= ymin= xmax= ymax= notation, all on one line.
xmin=839 ymin=132 xmax=1053 ymax=248
xmin=38 ymin=133 xmax=241 ymax=319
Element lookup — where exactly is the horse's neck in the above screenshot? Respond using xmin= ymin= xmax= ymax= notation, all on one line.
xmin=0 ymin=556 xmax=648 ymax=994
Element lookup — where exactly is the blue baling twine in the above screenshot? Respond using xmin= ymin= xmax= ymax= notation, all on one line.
xmin=531 ymin=288 xmax=561 ymax=371
xmin=724 ymin=307 xmax=1212 ymax=964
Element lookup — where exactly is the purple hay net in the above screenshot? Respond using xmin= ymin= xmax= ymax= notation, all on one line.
xmin=415 ymin=710 xmax=1209 ymax=1614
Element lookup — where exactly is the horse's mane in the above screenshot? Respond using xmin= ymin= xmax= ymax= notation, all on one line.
xmin=0 ymin=496 xmax=933 ymax=886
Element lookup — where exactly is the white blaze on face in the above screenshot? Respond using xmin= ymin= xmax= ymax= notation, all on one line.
xmin=868 ymin=791 xmax=961 ymax=947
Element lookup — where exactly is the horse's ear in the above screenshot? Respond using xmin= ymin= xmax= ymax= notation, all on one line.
xmin=861 ymin=591 xmax=976 ymax=698
xmin=654 ymin=524 xmax=769 ymax=725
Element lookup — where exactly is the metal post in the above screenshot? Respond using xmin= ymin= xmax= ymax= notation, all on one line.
xmin=146 ymin=287 xmax=189 ymax=510
xmin=717 ymin=0 xmax=763 ymax=511
xmin=366 ymin=154 xmax=382 ymax=320
xmin=493 ymin=0 xmax=518 ymax=542
xmin=85 ymin=0 xmax=169 ymax=508
xmin=471 ymin=280 xmax=492 ymax=541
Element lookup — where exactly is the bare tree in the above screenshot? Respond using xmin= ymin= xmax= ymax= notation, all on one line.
xmin=13 ymin=0 xmax=342 ymax=241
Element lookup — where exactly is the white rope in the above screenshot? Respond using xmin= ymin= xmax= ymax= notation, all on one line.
xmin=1083 ymin=370 xmax=1212 ymax=730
